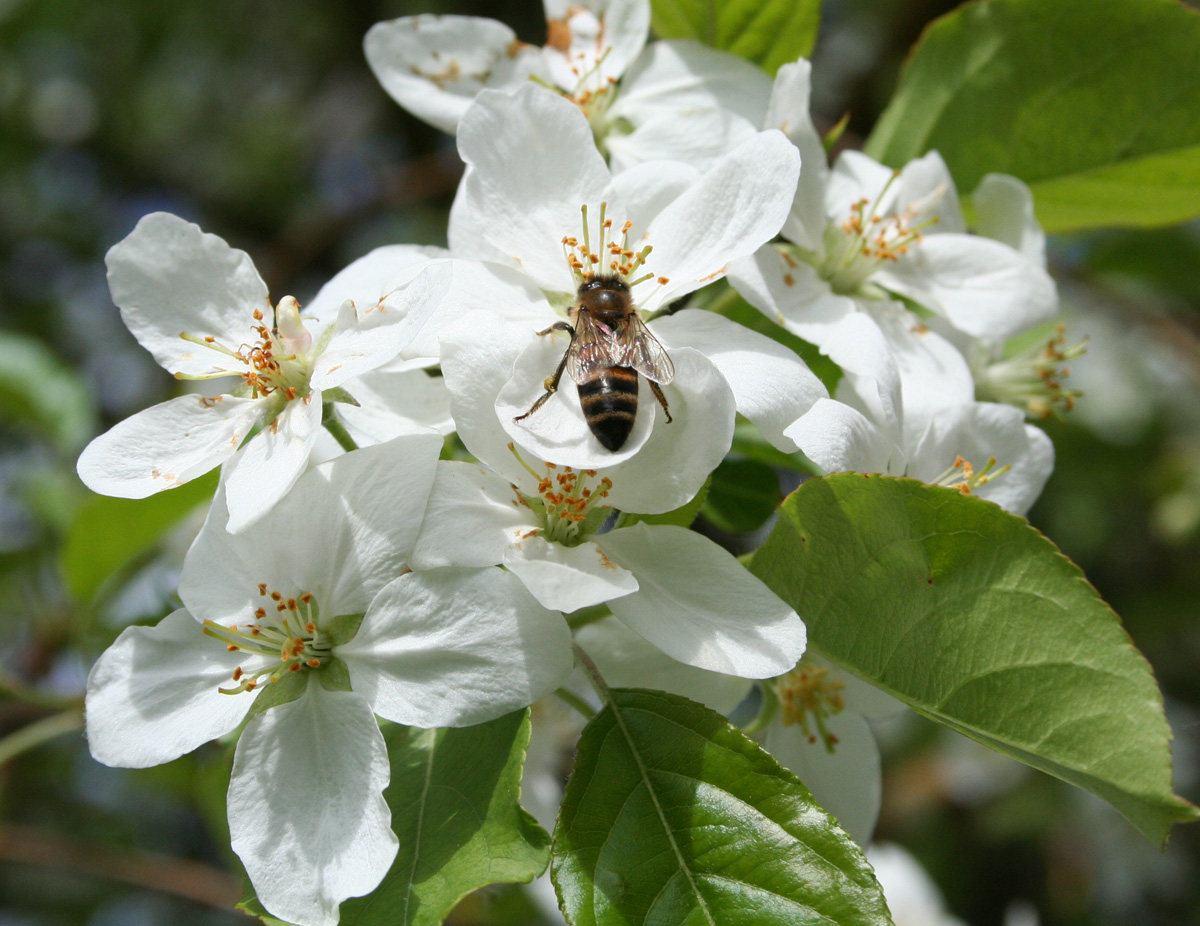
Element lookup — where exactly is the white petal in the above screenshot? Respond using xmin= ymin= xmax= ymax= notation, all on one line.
xmin=180 ymin=431 xmax=442 ymax=622
xmin=614 ymin=39 xmax=771 ymax=126
xmin=725 ymin=246 xmax=862 ymax=358
xmin=907 ymin=402 xmax=1054 ymax=515
xmin=504 ymin=536 xmax=638 ymax=612
xmin=876 ymin=234 xmax=1058 ymax=341
xmin=608 ymin=160 xmax=701 ymax=233
xmin=229 ymin=679 xmax=396 ymax=926
xmin=454 ymin=85 xmax=613 ymax=293
xmin=606 ymin=39 xmax=769 ymax=170
xmin=410 ymin=461 xmax=531 ymax=570
xmin=784 ymin=397 xmax=902 ymax=476
xmin=575 ymin=617 xmax=751 ymax=714
xmin=77 ymin=393 xmax=262 ymax=498
xmin=764 ymin=58 xmax=828 ymax=250
xmin=303 ymin=244 xmax=448 ymax=328
xmin=825 ymin=150 xmax=897 ymax=223
xmin=106 ymin=213 xmax=271 ymax=377
xmin=223 ymin=396 xmax=323 ymax=534
xmin=764 ymin=711 xmax=881 ymax=846
xmin=336 ymin=369 xmax=454 ymax=443
xmin=971 ymin=173 xmax=1046 ymax=264
xmin=606 ymin=104 xmax=760 ymax=174
xmin=439 ymin=311 xmax=550 ymax=484
xmin=84 ymin=609 xmax=255 ymax=768
xmin=365 ymin=15 xmax=550 ymax=134
xmin=310 ymin=260 xmax=453 ymax=389
xmin=896 ymin=150 xmax=966 ymax=234
xmin=340 ymin=568 xmax=574 ymax=727
xmin=638 ymin=130 xmax=800 ymax=312
xmin=408 ymin=258 xmax=553 ymax=362
xmin=651 ymin=309 xmax=826 ymax=452
xmin=869 ymin=304 xmax=976 ymax=417
xmin=599 ymin=522 xmax=806 ymax=677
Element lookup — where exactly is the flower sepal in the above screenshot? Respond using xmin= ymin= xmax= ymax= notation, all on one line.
xmin=316 ymin=656 xmax=353 ymax=693
xmin=320 ymin=386 xmax=362 ymax=408
xmin=242 ymin=669 xmax=307 ymax=720
xmin=323 ymin=613 xmax=366 ymax=647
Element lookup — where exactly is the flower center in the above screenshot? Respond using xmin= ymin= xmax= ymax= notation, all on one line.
xmin=510 ymin=443 xmax=612 ymax=545
xmin=816 ymin=176 xmax=939 ymax=296
xmin=543 ymin=9 xmax=620 ymax=130
xmin=202 ymin=586 xmax=330 ymax=694
xmin=975 ymin=324 xmax=1087 ymax=419
xmin=773 ymin=660 xmax=846 ymax=753
xmin=929 ymin=454 xmax=1010 ymax=495
xmin=177 ymin=296 xmax=314 ymax=402
xmin=561 ymin=202 xmax=668 ymax=295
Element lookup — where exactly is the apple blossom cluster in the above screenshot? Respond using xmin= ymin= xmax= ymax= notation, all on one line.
xmin=77 ymin=0 xmax=1078 ymax=922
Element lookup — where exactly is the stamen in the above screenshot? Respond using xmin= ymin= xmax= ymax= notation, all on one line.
xmin=774 ymin=661 xmax=846 ymax=753
xmin=931 ymin=455 xmax=1011 ymax=494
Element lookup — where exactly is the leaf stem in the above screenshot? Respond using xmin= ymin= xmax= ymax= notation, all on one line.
xmin=0 ymin=668 xmax=81 ymax=711
xmin=572 ymin=642 xmax=612 ymax=706
xmin=321 ymin=403 xmax=360 ymax=452
xmin=0 ymin=710 xmax=84 ymax=766
xmin=554 ymin=687 xmax=597 ymax=720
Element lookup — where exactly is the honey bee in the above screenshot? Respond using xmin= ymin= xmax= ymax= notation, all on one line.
xmin=514 ymin=275 xmax=674 ymax=451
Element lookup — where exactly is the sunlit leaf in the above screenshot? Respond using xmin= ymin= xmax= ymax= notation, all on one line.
xmin=339 ymin=710 xmax=550 ymax=926
xmin=751 ymin=474 xmax=1199 ymax=846
xmin=553 ymin=687 xmax=894 ymax=925
xmin=650 ymin=0 xmax=820 ymax=74
xmin=865 ymin=0 xmax=1200 ymax=231
xmin=60 ymin=471 xmax=217 ymax=602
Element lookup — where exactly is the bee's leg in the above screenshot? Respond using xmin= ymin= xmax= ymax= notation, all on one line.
xmin=648 ymin=380 xmax=673 ymax=423
xmin=514 ymin=329 xmax=574 ymax=423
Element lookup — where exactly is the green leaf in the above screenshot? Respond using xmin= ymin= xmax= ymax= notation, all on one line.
xmin=702 ymin=458 xmax=781 ymax=534
xmin=0 ymin=331 xmax=96 ymax=453
xmin=553 ymin=688 xmax=893 ymax=926
xmin=750 ymin=474 xmax=1200 ymax=846
xmin=864 ymin=0 xmax=1200 ymax=232
xmin=339 ymin=709 xmax=550 ymax=926
xmin=650 ymin=0 xmax=820 ymax=74
xmin=60 ymin=469 xmax=218 ymax=602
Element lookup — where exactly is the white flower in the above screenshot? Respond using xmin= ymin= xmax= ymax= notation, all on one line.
xmin=411 ymin=456 xmax=806 ymax=678
xmin=761 ymin=655 xmax=905 ymax=846
xmin=365 ymin=0 xmax=772 ymax=170
xmin=300 ymin=243 xmax=459 ymax=451
xmin=432 ymin=86 xmax=820 ymax=508
xmin=85 ymin=435 xmax=572 ymax=926
xmin=729 ymin=60 xmax=1057 ymax=400
xmin=76 ymin=213 xmax=450 ymax=532
xmin=786 ymin=362 xmax=1054 ymax=515
xmin=942 ymin=174 xmax=1086 ymax=420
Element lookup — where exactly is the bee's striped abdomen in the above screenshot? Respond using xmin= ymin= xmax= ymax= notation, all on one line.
xmin=578 ymin=366 xmax=639 ymax=451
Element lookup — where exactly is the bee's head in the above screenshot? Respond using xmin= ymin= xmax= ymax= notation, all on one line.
xmin=577 ymin=275 xmax=632 ymax=316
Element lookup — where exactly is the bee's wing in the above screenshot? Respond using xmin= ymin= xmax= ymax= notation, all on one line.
xmin=613 ymin=315 xmax=675 ymax=384
xmin=564 ymin=311 xmax=618 ymax=384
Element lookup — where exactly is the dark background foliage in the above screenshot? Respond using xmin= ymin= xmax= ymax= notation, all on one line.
xmin=1 ymin=1 xmax=1198 ymax=924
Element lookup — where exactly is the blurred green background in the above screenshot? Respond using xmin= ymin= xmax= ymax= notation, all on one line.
xmin=2 ymin=0 xmax=1199 ymax=924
